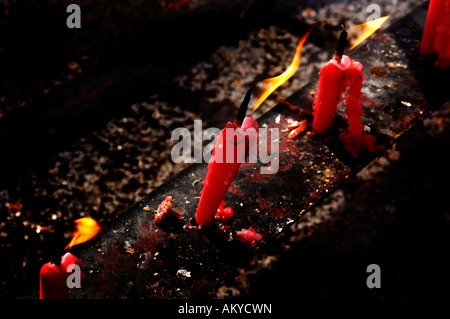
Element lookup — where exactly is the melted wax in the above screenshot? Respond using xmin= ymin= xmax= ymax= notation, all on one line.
xmin=154 ymin=196 xmax=182 ymax=223
xmin=236 ymin=228 xmax=263 ymax=248
xmin=214 ymin=201 xmax=234 ymax=223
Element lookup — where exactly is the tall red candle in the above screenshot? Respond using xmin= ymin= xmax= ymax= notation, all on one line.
xmin=195 ymin=117 xmax=258 ymax=226
xmin=420 ymin=0 xmax=450 ymax=68
xmin=39 ymin=252 xmax=84 ymax=299
xmin=312 ymin=29 xmax=349 ymax=135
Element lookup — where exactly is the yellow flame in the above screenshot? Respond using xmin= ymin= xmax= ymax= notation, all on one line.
xmin=349 ymin=16 xmax=390 ymax=50
xmin=251 ymin=29 xmax=312 ymax=113
xmin=65 ymin=217 xmax=101 ymax=250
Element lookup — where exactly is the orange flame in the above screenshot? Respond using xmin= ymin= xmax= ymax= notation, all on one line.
xmin=65 ymin=217 xmax=101 ymax=250
xmin=349 ymin=16 xmax=390 ymax=50
xmin=251 ymin=29 xmax=312 ymax=113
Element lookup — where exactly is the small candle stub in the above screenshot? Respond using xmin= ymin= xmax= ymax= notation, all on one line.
xmin=39 ymin=252 xmax=85 ymax=299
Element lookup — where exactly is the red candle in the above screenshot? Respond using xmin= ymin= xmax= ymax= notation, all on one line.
xmin=312 ymin=56 xmax=349 ymax=135
xmin=420 ymin=0 xmax=450 ymax=68
xmin=340 ymin=59 xmax=376 ymax=156
xmin=39 ymin=252 xmax=84 ymax=299
xmin=344 ymin=58 xmax=365 ymax=137
xmin=312 ymin=29 xmax=376 ymax=156
xmin=195 ymin=117 xmax=258 ymax=226
xmin=313 ymin=54 xmax=369 ymax=134
xmin=312 ymin=28 xmax=349 ymax=134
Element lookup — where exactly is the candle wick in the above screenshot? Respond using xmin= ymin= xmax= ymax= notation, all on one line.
xmin=49 ymin=218 xmax=64 ymax=266
xmin=234 ymin=84 xmax=255 ymax=127
xmin=333 ymin=26 xmax=348 ymax=64
xmin=50 ymin=254 xmax=62 ymax=266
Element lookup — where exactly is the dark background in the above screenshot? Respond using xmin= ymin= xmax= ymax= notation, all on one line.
xmin=1 ymin=0 xmax=449 ymax=300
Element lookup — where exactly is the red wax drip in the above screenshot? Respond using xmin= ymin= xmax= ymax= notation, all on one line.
xmin=214 ymin=201 xmax=234 ymax=222
xmin=420 ymin=0 xmax=450 ymax=69
xmin=195 ymin=117 xmax=258 ymax=226
xmin=39 ymin=252 xmax=84 ymax=299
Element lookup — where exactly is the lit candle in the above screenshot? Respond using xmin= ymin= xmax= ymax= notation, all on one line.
xmin=420 ymin=0 xmax=450 ymax=68
xmin=312 ymin=27 xmax=376 ymax=156
xmin=39 ymin=217 xmax=99 ymax=299
xmin=39 ymin=252 xmax=84 ymax=299
xmin=312 ymin=28 xmax=349 ymax=135
xmin=195 ymin=115 xmax=258 ymax=226
xmin=194 ymin=88 xmax=258 ymax=227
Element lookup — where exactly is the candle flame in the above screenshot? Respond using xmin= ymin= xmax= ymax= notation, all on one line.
xmin=65 ymin=217 xmax=101 ymax=250
xmin=349 ymin=16 xmax=390 ymax=50
xmin=251 ymin=29 xmax=312 ymax=113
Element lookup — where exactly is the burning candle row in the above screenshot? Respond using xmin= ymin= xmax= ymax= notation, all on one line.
xmin=194 ymin=3 xmax=448 ymax=229
xmin=194 ymin=22 xmax=386 ymax=227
